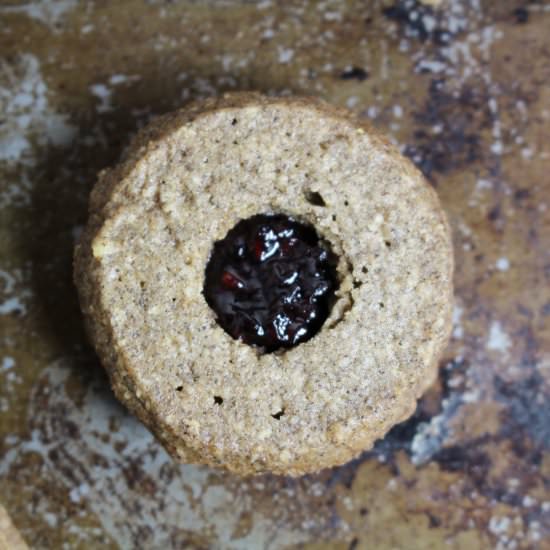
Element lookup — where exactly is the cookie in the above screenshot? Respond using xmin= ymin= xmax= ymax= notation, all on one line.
xmin=74 ymin=92 xmax=453 ymax=476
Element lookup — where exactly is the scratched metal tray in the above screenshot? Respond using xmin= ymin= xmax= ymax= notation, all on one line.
xmin=0 ymin=1 xmax=549 ymax=548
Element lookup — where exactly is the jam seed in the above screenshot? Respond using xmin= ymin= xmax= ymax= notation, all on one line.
xmin=221 ymin=270 xmax=244 ymax=290
xmin=253 ymin=237 xmax=264 ymax=261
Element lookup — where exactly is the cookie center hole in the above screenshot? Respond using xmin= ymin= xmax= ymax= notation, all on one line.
xmin=203 ymin=213 xmax=339 ymax=353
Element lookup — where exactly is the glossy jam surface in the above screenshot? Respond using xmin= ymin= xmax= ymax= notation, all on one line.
xmin=203 ymin=214 xmax=339 ymax=352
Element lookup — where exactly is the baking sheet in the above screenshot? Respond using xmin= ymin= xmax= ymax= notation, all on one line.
xmin=1 ymin=1 xmax=549 ymax=548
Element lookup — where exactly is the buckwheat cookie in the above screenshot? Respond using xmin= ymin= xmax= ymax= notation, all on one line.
xmin=74 ymin=92 xmax=453 ymax=476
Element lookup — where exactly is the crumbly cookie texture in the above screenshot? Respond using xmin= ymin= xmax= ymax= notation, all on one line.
xmin=74 ymin=92 xmax=454 ymax=476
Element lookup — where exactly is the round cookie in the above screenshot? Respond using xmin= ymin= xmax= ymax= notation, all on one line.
xmin=74 ymin=93 xmax=454 ymax=476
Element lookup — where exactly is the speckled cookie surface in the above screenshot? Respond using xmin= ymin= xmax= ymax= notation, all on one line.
xmin=74 ymin=92 xmax=453 ymax=476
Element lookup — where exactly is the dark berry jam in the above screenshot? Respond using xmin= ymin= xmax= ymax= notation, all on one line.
xmin=203 ymin=214 xmax=339 ymax=352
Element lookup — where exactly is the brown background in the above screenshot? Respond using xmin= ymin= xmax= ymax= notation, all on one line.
xmin=0 ymin=1 xmax=549 ymax=548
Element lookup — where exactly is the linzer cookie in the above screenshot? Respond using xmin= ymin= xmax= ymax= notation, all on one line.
xmin=74 ymin=93 xmax=453 ymax=476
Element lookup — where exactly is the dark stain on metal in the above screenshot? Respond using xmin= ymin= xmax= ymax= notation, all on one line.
xmin=494 ymin=373 xmax=550 ymax=449
xmin=404 ymin=80 xmax=489 ymax=179
xmin=487 ymin=205 xmax=501 ymax=222
xmin=513 ymin=7 xmax=529 ymax=24
xmin=382 ymin=0 xmax=435 ymax=41
xmin=372 ymin=405 xmax=432 ymax=458
xmin=427 ymin=512 xmax=441 ymax=528
xmin=382 ymin=0 xmax=460 ymax=45
xmin=514 ymin=188 xmax=531 ymax=202
xmin=340 ymin=67 xmax=369 ymax=81
xmin=431 ymin=441 xmax=492 ymax=486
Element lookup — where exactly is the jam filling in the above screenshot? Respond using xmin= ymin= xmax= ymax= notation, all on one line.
xmin=203 ymin=214 xmax=339 ymax=352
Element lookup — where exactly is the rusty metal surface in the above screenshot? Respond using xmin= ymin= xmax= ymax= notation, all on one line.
xmin=0 ymin=1 xmax=549 ymax=548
